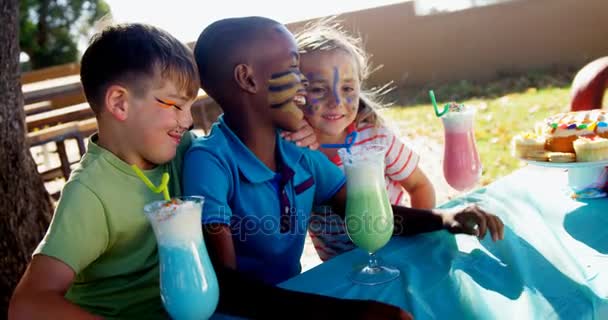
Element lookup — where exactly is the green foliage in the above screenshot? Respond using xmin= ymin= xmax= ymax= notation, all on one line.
xmin=19 ymin=0 xmax=111 ymax=70
xmin=387 ymin=67 xmax=576 ymax=106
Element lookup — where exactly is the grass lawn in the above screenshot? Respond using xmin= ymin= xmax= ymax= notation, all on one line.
xmin=379 ymin=70 xmax=580 ymax=186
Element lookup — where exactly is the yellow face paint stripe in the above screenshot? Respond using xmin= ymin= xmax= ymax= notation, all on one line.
xmin=269 ymin=86 xmax=300 ymax=107
xmin=268 ymin=71 xmax=303 ymax=108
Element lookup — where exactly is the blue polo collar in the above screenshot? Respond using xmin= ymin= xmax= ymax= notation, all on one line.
xmin=217 ymin=115 xmax=304 ymax=183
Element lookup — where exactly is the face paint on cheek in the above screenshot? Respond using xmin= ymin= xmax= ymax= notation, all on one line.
xmin=305 ymin=98 xmax=320 ymax=116
xmin=339 ymin=64 xmax=358 ymax=111
xmin=332 ymin=67 xmax=341 ymax=105
xmin=268 ymin=70 xmax=305 ymax=121
xmin=268 ymin=71 xmax=300 ymax=109
xmin=345 ymin=95 xmax=358 ymax=112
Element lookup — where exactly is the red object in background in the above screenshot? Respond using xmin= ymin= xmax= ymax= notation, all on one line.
xmin=570 ymin=57 xmax=608 ymax=111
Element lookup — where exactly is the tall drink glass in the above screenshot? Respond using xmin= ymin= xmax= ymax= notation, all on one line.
xmin=339 ymin=144 xmax=399 ymax=285
xmin=441 ymin=104 xmax=482 ymax=193
xmin=144 ymin=196 xmax=219 ymax=320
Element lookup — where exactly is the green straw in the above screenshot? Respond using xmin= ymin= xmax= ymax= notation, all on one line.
xmin=131 ymin=165 xmax=170 ymax=201
xmin=429 ymin=90 xmax=449 ymax=117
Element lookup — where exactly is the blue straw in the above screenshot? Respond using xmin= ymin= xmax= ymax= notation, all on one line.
xmin=321 ymin=131 xmax=358 ymax=153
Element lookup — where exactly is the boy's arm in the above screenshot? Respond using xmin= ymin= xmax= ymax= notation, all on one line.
xmin=380 ymin=128 xmax=435 ymax=209
xmin=201 ymin=216 xmax=412 ymax=319
xmin=10 ymin=180 xmax=109 ymax=319
xmin=214 ymin=266 xmax=412 ymax=320
xmin=397 ymin=167 xmax=436 ymax=209
xmin=569 ymin=56 xmax=608 ymax=111
xmin=328 ymin=186 xmax=504 ymax=241
xmin=9 ymin=255 xmax=101 ymax=320
xmin=203 ymin=224 xmax=237 ymax=269
xmin=183 ymin=148 xmax=238 ymax=270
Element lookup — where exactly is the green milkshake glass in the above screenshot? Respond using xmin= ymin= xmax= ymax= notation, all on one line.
xmin=339 ymin=144 xmax=400 ymax=285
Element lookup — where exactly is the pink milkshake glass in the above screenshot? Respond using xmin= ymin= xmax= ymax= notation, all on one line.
xmin=441 ymin=105 xmax=482 ymax=193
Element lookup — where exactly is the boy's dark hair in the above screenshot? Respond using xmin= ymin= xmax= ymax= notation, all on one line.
xmin=80 ymin=23 xmax=199 ymax=113
xmin=193 ymin=16 xmax=280 ymax=104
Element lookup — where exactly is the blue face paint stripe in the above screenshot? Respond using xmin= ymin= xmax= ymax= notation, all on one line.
xmin=305 ymin=105 xmax=314 ymax=115
xmin=332 ymin=67 xmax=341 ymax=105
xmin=271 ymin=98 xmax=295 ymax=109
xmin=269 ymin=82 xmax=298 ymax=92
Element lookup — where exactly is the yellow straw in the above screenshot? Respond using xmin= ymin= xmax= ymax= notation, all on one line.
xmin=131 ymin=165 xmax=171 ymax=201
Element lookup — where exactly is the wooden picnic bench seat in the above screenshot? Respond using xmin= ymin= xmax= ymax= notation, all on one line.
xmin=26 ymin=102 xmax=94 ymax=132
xmin=22 ymin=74 xmax=85 ymax=108
xmin=28 ymin=118 xmax=97 ymax=150
xmin=24 ymin=101 xmax=53 ymax=116
xmin=28 ymin=118 xmax=97 ymax=189
xmin=21 ymin=62 xmax=80 ymax=84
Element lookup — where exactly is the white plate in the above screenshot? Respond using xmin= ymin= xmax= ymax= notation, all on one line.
xmin=522 ymin=158 xmax=608 ymax=169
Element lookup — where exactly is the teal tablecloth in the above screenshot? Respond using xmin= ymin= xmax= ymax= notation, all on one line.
xmin=281 ymin=166 xmax=608 ymax=319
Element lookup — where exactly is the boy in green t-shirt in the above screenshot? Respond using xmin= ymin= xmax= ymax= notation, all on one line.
xmin=9 ymin=23 xmax=200 ymax=319
xmin=9 ymin=23 xmax=415 ymax=320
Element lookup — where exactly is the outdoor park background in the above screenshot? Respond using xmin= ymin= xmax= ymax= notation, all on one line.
xmin=18 ymin=0 xmax=608 ymax=271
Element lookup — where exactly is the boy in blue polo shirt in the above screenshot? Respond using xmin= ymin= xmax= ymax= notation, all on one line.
xmin=184 ymin=15 xmax=504 ymax=291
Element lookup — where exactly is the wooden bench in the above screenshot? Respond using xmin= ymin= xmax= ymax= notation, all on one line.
xmin=26 ymin=102 xmax=94 ymax=132
xmin=22 ymin=74 xmax=84 ymax=107
xmin=28 ymin=118 xmax=97 ymax=183
xmin=24 ymin=101 xmax=54 ymax=116
xmin=21 ymin=62 xmax=80 ymax=84
xmin=21 ymin=64 xmax=86 ymax=116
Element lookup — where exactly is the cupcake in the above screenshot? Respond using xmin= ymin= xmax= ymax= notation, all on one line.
xmin=573 ymin=136 xmax=608 ymax=162
xmin=512 ymin=132 xmax=548 ymax=161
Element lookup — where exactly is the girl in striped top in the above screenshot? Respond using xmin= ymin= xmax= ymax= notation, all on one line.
xmin=294 ymin=20 xmax=437 ymax=261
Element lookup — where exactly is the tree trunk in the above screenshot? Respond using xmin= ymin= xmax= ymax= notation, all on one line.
xmin=0 ymin=0 xmax=53 ymax=315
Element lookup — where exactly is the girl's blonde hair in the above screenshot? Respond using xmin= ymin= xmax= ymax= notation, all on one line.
xmin=295 ymin=17 xmax=389 ymax=127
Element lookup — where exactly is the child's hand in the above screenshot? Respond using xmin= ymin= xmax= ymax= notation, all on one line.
xmin=280 ymin=119 xmax=319 ymax=150
xmin=440 ymin=205 xmax=505 ymax=241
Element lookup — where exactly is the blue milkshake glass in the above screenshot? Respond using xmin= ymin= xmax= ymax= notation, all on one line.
xmin=144 ymin=196 xmax=219 ymax=320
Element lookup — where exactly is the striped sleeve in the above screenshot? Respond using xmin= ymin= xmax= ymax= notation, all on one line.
xmin=382 ymin=127 xmax=420 ymax=182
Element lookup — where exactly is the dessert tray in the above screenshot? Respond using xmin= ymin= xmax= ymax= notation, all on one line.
xmin=522 ymin=159 xmax=608 ymax=199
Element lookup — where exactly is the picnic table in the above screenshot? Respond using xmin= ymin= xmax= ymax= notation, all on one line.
xmin=281 ymin=165 xmax=608 ymax=319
